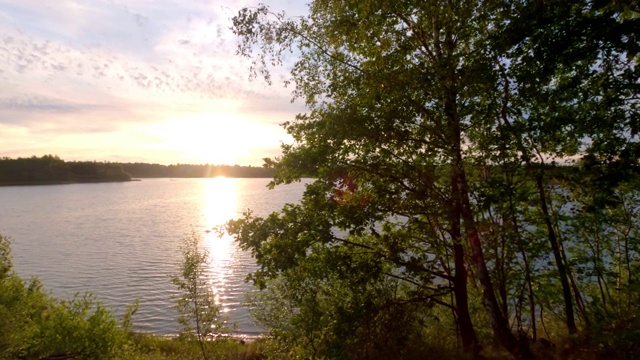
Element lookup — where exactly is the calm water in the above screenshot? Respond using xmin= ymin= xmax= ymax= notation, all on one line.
xmin=0 ymin=178 xmax=308 ymax=338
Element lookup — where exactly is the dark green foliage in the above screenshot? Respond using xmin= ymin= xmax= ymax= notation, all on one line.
xmin=0 ymin=234 xmax=11 ymax=280
xmin=0 ymin=155 xmax=277 ymax=184
xmin=129 ymin=334 xmax=268 ymax=360
xmin=121 ymin=163 xmax=275 ymax=178
xmin=0 ymin=233 xmax=129 ymax=360
xmin=0 ymin=155 xmax=131 ymax=184
xmin=227 ymin=0 xmax=640 ymax=359
xmin=245 ymin=240 xmax=435 ymax=360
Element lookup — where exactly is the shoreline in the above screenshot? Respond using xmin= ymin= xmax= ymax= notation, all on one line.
xmin=140 ymin=332 xmax=264 ymax=344
xmin=0 ymin=179 xmax=138 ymax=186
xmin=0 ymin=177 xmax=284 ymax=186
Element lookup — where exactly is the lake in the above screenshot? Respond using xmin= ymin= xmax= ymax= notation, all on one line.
xmin=0 ymin=178 xmax=308 ymax=338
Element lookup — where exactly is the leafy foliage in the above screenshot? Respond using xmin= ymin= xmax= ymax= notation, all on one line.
xmin=0 ymin=233 xmax=130 ymax=360
xmin=228 ymin=0 xmax=640 ymax=359
xmin=171 ymin=233 xmax=227 ymax=360
xmin=0 ymin=155 xmax=131 ymax=184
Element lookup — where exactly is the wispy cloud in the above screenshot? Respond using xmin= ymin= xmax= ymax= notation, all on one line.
xmin=0 ymin=94 xmax=104 ymax=113
xmin=0 ymin=0 xmax=307 ymax=165
xmin=0 ymin=30 xmax=249 ymax=97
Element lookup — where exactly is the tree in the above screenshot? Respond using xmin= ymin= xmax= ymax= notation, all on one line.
xmin=0 ymin=233 xmax=12 ymax=280
xmin=228 ymin=0 xmax=639 ymax=358
xmin=171 ymin=233 xmax=226 ymax=360
xmin=230 ymin=0 xmax=523 ymax=357
xmin=488 ymin=0 xmax=640 ymax=335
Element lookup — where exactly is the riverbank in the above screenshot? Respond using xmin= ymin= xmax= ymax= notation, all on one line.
xmin=125 ymin=332 xmax=267 ymax=360
xmin=0 ymin=179 xmax=139 ymax=186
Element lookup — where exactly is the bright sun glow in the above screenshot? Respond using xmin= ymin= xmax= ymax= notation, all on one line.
xmin=164 ymin=114 xmax=243 ymax=164
xmin=153 ymin=111 xmax=286 ymax=165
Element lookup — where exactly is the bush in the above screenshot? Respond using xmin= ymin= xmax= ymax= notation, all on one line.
xmin=0 ymin=232 xmax=129 ymax=360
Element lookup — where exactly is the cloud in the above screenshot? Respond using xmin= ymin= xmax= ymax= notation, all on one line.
xmin=0 ymin=0 xmax=307 ymax=165
xmin=0 ymin=31 xmax=244 ymax=96
xmin=0 ymin=0 xmax=306 ymax=105
xmin=0 ymin=94 xmax=104 ymax=113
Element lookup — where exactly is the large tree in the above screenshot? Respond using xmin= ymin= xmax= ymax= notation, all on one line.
xmin=228 ymin=0 xmax=638 ymax=358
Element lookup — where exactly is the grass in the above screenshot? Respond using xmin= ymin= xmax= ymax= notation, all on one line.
xmin=119 ymin=333 xmax=268 ymax=360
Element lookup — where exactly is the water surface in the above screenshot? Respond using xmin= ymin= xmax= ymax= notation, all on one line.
xmin=0 ymin=178 xmax=307 ymax=337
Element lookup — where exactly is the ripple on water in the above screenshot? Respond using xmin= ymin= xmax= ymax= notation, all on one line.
xmin=1 ymin=178 xmax=308 ymax=336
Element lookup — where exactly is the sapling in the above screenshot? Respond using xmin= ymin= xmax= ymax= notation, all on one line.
xmin=171 ymin=232 xmax=226 ymax=360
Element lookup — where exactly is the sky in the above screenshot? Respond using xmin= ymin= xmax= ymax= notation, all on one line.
xmin=0 ymin=0 xmax=308 ymax=166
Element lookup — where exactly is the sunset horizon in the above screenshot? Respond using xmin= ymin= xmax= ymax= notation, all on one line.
xmin=1 ymin=0 xmax=308 ymax=167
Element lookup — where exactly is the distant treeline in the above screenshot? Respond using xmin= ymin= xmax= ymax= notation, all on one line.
xmin=0 ymin=155 xmax=131 ymax=185
xmin=0 ymin=155 xmax=275 ymax=185
xmin=120 ymin=162 xmax=275 ymax=178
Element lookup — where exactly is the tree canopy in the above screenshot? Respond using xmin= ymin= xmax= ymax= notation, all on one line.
xmin=0 ymin=156 xmax=276 ymax=185
xmin=227 ymin=1 xmax=639 ymax=359
xmin=0 ymin=155 xmax=131 ymax=185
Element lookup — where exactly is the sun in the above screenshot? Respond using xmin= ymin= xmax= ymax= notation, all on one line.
xmin=158 ymin=114 xmax=247 ymax=165
xmin=153 ymin=111 xmax=286 ymax=165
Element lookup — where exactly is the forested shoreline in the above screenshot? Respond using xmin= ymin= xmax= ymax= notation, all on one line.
xmin=0 ymin=155 xmax=132 ymax=185
xmin=120 ymin=162 xmax=275 ymax=178
xmin=0 ymin=155 xmax=275 ymax=185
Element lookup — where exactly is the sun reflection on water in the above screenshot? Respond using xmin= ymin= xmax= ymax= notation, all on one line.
xmin=202 ymin=177 xmax=239 ymax=314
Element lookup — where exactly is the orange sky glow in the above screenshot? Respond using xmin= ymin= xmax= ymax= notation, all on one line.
xmin=0 ymin=0 xmax=307 ymax=166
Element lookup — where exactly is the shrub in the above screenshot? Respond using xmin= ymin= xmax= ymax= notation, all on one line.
xmin=0 ymin=232 xmax=129 ymax=360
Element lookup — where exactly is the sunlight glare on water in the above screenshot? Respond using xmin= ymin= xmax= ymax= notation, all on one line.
xmin=203 ymin=177 xmax=240 ymax=315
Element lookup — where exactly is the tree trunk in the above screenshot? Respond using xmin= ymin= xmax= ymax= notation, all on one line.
xmin=453 ymin=242 xmax=483 ymax=357
xmin=504 ymin=170 xmax=537 ymax=340
xmin=445 ymin=87 xmax=533 ymax=359
xmin=440 ymin=15 xmax=533 ymax=357
xmin=533 ymin=173 xmax=577 ymax=334
xmin=510 ymin=207 xmax=537 ymax=340
xmin=457 ymin=162 xmax=533 ymax=360
xmin=494 ymin=54 xmax=577 ymax=336
xmin=451 ymin=177 xmax=482 ymax=357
